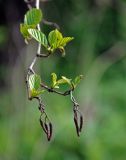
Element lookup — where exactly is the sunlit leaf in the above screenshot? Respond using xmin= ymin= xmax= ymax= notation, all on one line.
xmin=73 ymin=75 xmax=83 ymax=88
xmin=55 ymin=29 xmax=63 ymax=40
xmin=48 ymin=30 xmax=57 ymax=46
xmin=28 ymin=29 xmax=48 ymax=48
xmin=51 ymin=73 xmax=57 ymax=88
xmin=24 ymin=8 xmax=42 ymax=25
xmin=61 ymin=76 xmax=72 ymax=86
xmin=59 ymin=37 xmax=74 ymax=47
xmin=29 ymin=74 xmax=41 ymax=90
xmin=28 ymin=74 xmax=44 ymax=98
xmin=48 ymin=29 xmax=63 ymax=49
xmin=20 ymin=24 xmax=35 ymax=39
xmin=48 ymin=29 xmax=74 ymax=56
xmin=30 ymin=89 xmax=45 ymax=98
xmin=57 ymin=78 xmax=68 ymax=85
xmin=54 ymin=85 xmax=59 ymax=89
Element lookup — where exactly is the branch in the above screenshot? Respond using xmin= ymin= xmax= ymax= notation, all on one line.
xmin=42 ymin=19 xmax=60 ymax=30
xmin=24 ymin=0 xmax=34 ymax=9
xmin=41 ymin=83 xmax=74 ymax=96
xmin=36 ymin=52 xmax=51 ymax=57
xmin=26 ymin=0 xmax=41 ymax=74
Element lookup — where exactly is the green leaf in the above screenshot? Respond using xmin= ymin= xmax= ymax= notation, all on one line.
xmin=20 ymin=24 xmax=35 ymax=39
xmin=54 ymin=85 xmax=59 ymax=89
xmin=24 ymin=8 xmax=42 ymax=25
xmin=57 ymin=79 xmax=67 ymax=85
xmin=29 ymin=74 xmax=41 ymax=90
xmin=48 ymin=30 xmax=57 ymax=46
xmin=55 ymin=29 xmax=63 ymax=40
xmin=73 ymin=75 xmax=83 ymax=88
xmin=28 ymin=29 xmax=48 ymax=48
xmin=48 ymin=29 xmax=63 ymax=49
xmin=61 ymin=76 xmax=72 ymax=86
xmin=51 ymin=73 xmax=57 ymax=88
xmin=48 ymin=29 xmax=74 ymax=55
xmin=59 ymin=37 xmax=74 ymax=47
xmin=28 ymin=74 xmax=44 ymax=98
xmin=30 ymin=89 xmax=45 ymax=98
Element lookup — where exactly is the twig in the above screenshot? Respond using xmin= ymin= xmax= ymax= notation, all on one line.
xmin=24 ymin=0 xmax=34 ymax=9
xmin=41 ymin=83 xmax=73 ymax=96
xmin=36 ymin=52 xmax=51 ymax=57
xmin=28 ymin=0 xmax=41 ymax=73
xmin=43 ymin=19 xmax=60 ymax=30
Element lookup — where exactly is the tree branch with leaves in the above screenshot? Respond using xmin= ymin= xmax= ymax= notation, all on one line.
xmin=20 ymin=0 xmax=84 ymax=141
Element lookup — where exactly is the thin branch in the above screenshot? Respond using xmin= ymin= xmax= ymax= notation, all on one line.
xmin=24 ymin=0 xmax=34 ymax=9
xmin=28 ymin=57 xmax=37 ymax=73
xmin=40 ymin=0 xmax=52 ymax=2
xmin=42 ymin=19 xmax=60 ymax=30
xmin=26 ymin=0 xmax=41 ymax=74
xmin=41 ymin=83 xmax=73 ymax=96
xmin=36 ymin=0 xmax=40 ymax=9
xmin=36 ymin=52 xmax=51 ymax=57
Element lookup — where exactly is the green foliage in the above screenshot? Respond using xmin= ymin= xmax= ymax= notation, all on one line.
xmin=60 ymin=76 xmax=72 ymax=86
xmin=28 ymin=28 xmax=74 ymax=56
xmin=48 ymin=29 xmax=63 ymax=46
xmin=20 ymin=1 xmax=82 ymax=142
xmin=51 ymin=73 xmax=82 ymax=89
xmin=20 ymin=8 xmax=42 ymax=41
xmin=24 ymin=8 xmax=42 ymax=26
xmin=1 ymin=0 xmax=126 ymax=159
xmin=28 ymin=29 xmax=48 ymax=48
xmin=48 ymin=29 xmax=74 ymax=56
xmin=72 ymin=75 xmax=83 ymax=88
xmin=20 ymin=24 xmax=35 ymax=40
xmin=29 ymin=74 xmax=44 ymax=98
xmin=20 ymin=9 xmax=74 ymax=56
xmin=51 ymin=73 xmax=59 ymax=89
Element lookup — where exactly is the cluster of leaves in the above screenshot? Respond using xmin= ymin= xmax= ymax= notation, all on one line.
xmin=20 ymin=8 xmax=42 ymax=42
xmin=51 ymin=73 xmax=83 ymax=89
xmin=20 ymin=8 xmax=74 ymax=56
xmin=21 ymin=8 xmax=83 ymax=100
xmin=28 ymin=73 xmax=83 ymax=99
xmin=21 ymin=5 xmax=83 ymax=140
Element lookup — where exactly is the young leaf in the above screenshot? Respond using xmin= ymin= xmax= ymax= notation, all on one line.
xmin=59 ymin=37 xmax=74 ymax=47
xmin=48 ymin=30 xmax=57 ymax=47
xmin=51 ymin=73 xmax=57 ymax=88
xmin=24 ymin=8 xmax=42 ymax=25
xmin=73 ymin=75 xmax=83 ymax=88
xmin=55 ymin=29 xmax=63 ymax=40
xmin=48 ymin=29 xmax=63 ymax=49
xmin=20 ymin=24 xmax=35 ymax=39
xmin=28 ymin=74 xmax=44 ymax=98
xmin=57 ymin=78 xmax=68 ymax=85
xmin=53 ymin=85 xmax=59 ymax=89
xmin=30 ymin=89 xmax=45 ymax=98
xmin=48 ymin=29 xmax=74 ymax=55
xmin=28 ymin=29 xmax=48 ymax=48
xmin=29 ymin=74 xmax=41 ymax=91
xmin=61 ymin=76 xmax=72 ymax=86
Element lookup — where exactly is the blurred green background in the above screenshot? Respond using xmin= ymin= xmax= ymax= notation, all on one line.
xmin=0 ymin=0 xmax=126 ymax=160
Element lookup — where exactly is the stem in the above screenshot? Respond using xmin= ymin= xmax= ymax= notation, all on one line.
xmin=41 ymin=83 xmax=73 ymax=96
xmin=36 ymin=0 xmax=40 ymax=9
xmin=42 ymin=19 xmax=60 ymax=30
xmin=29 ymin=57 xmax=37 ymax=73
xmin=28 ymin=0 xmax=41 ymax=73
